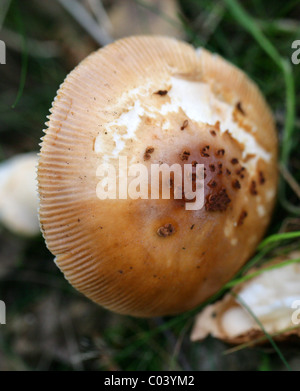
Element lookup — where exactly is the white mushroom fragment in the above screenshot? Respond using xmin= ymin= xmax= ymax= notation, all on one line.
xmin=0 ymin=153 xmax=39 ymax=236
xmin=191 ymin=251 xmax=300 ymax=343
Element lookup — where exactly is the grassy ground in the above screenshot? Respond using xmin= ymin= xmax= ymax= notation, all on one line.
xmin=0 ymin=0 xmax=300 ymax=370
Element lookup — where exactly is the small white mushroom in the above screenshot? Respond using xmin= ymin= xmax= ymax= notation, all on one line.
xmin=191 ymin=251 xmax=300 ymax=343
xmin=0 ymin=153 xmax=40 ymax=236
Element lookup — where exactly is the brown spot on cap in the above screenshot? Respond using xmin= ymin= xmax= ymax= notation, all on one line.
xmin=210 ymin=130 xmax=216 ymax=136
xmin=144 ymin=146 xmax=155 ymax=160
xmin=236 ymin=101 xmax=246 ymax=116
xmin=157 ymin=224 xmax=175 ymax=237
xmin=200 ymin=146 xmax=210 ymax=157
xmin=205 ymin=188 xmax=231 ymax=212
xmin=146 ymin=146 xmax=154 ymax=154
xmin=216 ymin=149 xmax=225 ymax=156
xmin=208 ymin=180 xmax=217 ymax=188
xmin=237 ymin=210 xmax=248 ymax=226
xmin=236 ymin=167 xmax=246 ymax=174
xmin=231 ymin=158 xmax=239 ymax=165
xmin=250 ymin=180 xmax=258 ymax=195
xmin=155 ymin=90 xmax=168 ymax=96
xmin=181 ymin=119 xmax=189 ymax=130
xmin=217 ymin=162 xmax=223 ymax=175
xmin=258 ymin=171 xmax=266 ymax=185
xmin=180 ymin=150 xmax=190 ymax=161
xmin=209 ymin=164 xmax=216 ymax=172
xmin=232 ymin=179 xmax=241 ymax=189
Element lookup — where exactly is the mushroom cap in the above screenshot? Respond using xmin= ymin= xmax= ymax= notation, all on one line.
xmin=38 ymin=36 xmax=278 ymax=317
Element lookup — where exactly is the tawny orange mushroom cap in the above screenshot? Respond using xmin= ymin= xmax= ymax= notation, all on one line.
xmin=38 ymin=36 xmax=278 ymax=317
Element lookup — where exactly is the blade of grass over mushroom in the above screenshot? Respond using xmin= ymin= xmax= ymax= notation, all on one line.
xmin=232 ymin=292 xmax=292 ymax=371
xmin=223 ymin=324 xmax=300 ymax=356
xmin=236 ymin=245 xmax=273 ymax=275
xmin=224 ymin=257 xmax=300 ymax=289
xmin=100 ymin=240 xmax=294 ymax=361
xmin=257 ymin=231 xmax=300 ymax=250
xmin=117 ymin=252 xmax=299 ymax=366
xmin=11 ymin=4 xmax=28 ymax=109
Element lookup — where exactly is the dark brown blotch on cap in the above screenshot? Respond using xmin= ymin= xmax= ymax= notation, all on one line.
xmin=180 ymin=150 xmax=190 ymax=161
xmin=205 ymin=188 xmax=231 ymax=212
xmin=236 ymin=101 xmax=246 ymax=116
xmin=258 ymin=171 xmax=266 ymax=185
xmin=237 ymin=210 xmax=248 ymax=226
xmin=232 ymin=179 xmax=241 ymax=189
xmin=144 ymin=146 xmax=155 ymax=160
xmin=231 ymin=158 xmax=239 ymax=165
xmin=157 ymin=223 xmax=175 ymax=237
xmin=250 ymin=180 xmax=258 ymax=195
xmin=216 ymin=149 xmax=225 ymax=157
xmin=155 ymin=90 xmax=168 ymax=96
xmin=181 ymin=119 xmax=189 ymax=130
xmin=208 ymin=179 xmax=217 ymax=188
xmin=200 ymin=146 xmax=210 ymax=157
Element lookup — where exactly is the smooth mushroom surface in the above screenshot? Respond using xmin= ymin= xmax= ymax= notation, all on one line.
xmin=190 ymin=251 xmax=300 ymax=344
xmin=0 ymin=153 xmax=39 ymax=236
xmin=38 ymin=36 xmax=278 ymax=317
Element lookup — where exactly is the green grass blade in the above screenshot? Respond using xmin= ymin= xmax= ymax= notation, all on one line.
xmin=258 ymin=231 xmax=300 ymax=250
xmin=232 ymin=292 xmax=292 ymax=371
xmin=224 ymin=257 xmax=300 ymax=289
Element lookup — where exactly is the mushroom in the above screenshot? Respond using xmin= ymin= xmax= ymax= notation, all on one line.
xmin=190 ymin=251 xmax=300 ymax=344
xmin=0 ymin=152 xmax=40 ymax=236
xmin=38 ymin=36 xmax=278 ymax=317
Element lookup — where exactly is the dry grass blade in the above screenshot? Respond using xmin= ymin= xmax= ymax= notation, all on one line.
xmin=279 ymin=163 xmax=300 ymax=200
xmin=223 ymin=325 xmax=300 ymax=356
xmin=56 ymin=0 xmax=113 ymax=46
